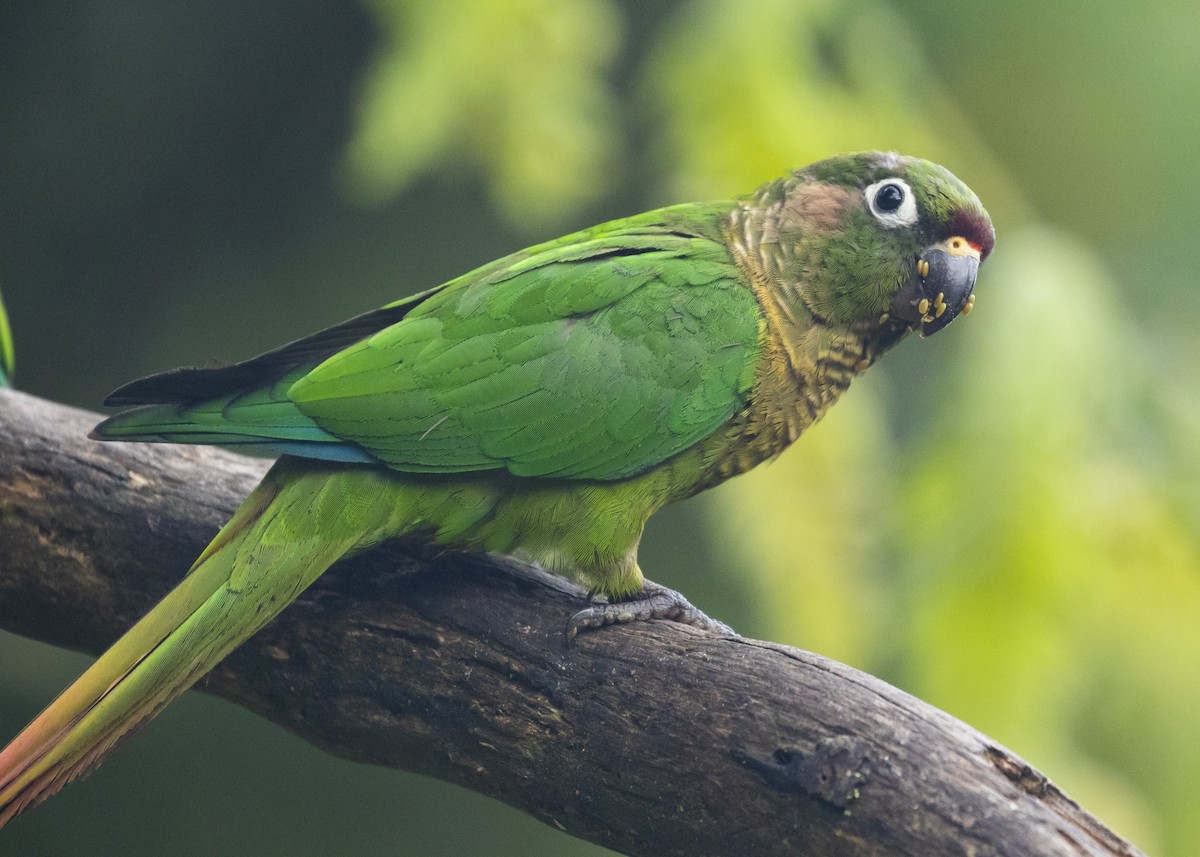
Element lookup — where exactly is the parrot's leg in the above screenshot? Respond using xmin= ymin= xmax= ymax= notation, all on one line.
xmin=566 ymin=581 xmax=736 ymax=640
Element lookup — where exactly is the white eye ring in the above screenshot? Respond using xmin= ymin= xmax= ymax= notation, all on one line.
xmin=865 ymin=178 xmax=918 ymax=228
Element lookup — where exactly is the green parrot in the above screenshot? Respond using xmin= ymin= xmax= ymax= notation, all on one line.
xmin=0 ymin=286 xmax=13 ymax=387
xmin=0 ymin=152 xmax=993 ymax=824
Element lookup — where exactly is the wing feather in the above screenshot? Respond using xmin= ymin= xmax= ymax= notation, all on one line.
xmin=291 ymin=221 xmax=762 ymax=480
xmin=96 ymin=202 xmax=763 ymax=481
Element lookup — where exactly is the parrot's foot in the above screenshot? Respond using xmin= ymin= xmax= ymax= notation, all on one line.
xmin=566 ymin=582 xmax=736 ymax=641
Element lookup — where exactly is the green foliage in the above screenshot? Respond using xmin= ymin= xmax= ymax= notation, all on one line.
xmin=646 ymin=0 xmax=952 ymax=195
xmin=713 ymin=389 xmax=894 ymax=668
xmin=0 ymin=286 xmax=12 ymax=387
xmin=344 ymin=0 xmax=623 ymax=229
xmin=895 ymin=231 xmax=1200 ymax=853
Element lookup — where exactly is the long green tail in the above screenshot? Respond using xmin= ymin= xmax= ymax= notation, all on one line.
xmin=0 ymin=458 xmax=387 ymax=826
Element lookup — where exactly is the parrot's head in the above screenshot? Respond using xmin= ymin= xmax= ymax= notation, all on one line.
xmin=762 ymin=152 xmax=994 ymax=341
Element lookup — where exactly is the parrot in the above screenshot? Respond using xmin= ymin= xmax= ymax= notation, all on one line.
xmin=0 ymin=151 xmax=993 ymax=825
xmin=0 ymin=286 xmax=13 ymax=387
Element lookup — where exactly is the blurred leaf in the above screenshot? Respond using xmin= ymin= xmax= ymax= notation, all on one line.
xmin=344 ymin=0 xmax=623 ymax=230
xmin=642 ymin=0 xmax=1023 ymax=216
xmin=710 ymin=387 xmax=893 ymax=667
xmin=0 ymin=285 xmax=12 ymax=387
xmin=896 ymin=229 xmax=1200 ymax=855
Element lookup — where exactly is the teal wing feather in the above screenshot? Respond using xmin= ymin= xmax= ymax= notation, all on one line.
xmin=96 ymin=203 xmax=764 ymax=481
xmin=90 ymin=291 xmax=441 ymax=459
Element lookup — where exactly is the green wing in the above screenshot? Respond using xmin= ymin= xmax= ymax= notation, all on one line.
xmin=97 ymin=204 xmax=764 ymax=481
xmin=292 ymin=222 xmax=762 ymax=480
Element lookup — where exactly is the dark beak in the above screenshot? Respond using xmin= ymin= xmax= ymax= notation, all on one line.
xmin=889 ymin=237 xmax=981 ymax=336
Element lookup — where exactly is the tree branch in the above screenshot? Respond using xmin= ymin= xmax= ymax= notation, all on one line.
xmin=0 ymin=389 xmax=1143 ymax=857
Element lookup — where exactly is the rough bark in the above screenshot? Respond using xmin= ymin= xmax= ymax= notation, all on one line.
xmin=0 ymin=388 xmax=1144 ymax=857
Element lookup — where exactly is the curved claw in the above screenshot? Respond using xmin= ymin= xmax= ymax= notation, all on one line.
xmin=566 ymin=582 xmax=736 ymax=643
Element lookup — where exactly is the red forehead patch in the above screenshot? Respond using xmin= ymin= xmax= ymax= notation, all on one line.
xmin=947 ymin=208 xmax=996 ymax=261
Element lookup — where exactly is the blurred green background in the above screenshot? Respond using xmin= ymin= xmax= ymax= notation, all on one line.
xmin=1 ymin=0 xmax=1197 ymax=854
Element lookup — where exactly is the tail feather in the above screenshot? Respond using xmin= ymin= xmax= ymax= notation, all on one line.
xmin=0 ymin=459 xmax=379 ymax=826
xmin=91 ymin=391 xmax=377 ymax=464
xmin=91 ymin=401 xmax=377 ymax=462
xmin=90 ymin=372 xmax=359 ymax=453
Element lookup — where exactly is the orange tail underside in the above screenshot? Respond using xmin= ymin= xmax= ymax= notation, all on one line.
xmin=0 ymin=477 xmax=281 ymax=826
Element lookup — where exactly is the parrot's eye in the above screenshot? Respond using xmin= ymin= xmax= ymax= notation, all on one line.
xmin=875 ymin=183 xmax=904 ymax=211
xmin=865 ymin=178 xmax=918 ymax=228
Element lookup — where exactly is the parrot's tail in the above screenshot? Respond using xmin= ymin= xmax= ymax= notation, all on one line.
xmin=0 ymin=457 xmax=386 ymax=827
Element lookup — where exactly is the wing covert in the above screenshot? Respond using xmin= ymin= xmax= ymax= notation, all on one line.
xmin=289 ymin=226 xmax=762 ymax=481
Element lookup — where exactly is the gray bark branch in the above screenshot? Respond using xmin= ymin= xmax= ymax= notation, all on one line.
xmin=0 ymin=389 xmax=1144 ymax=857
